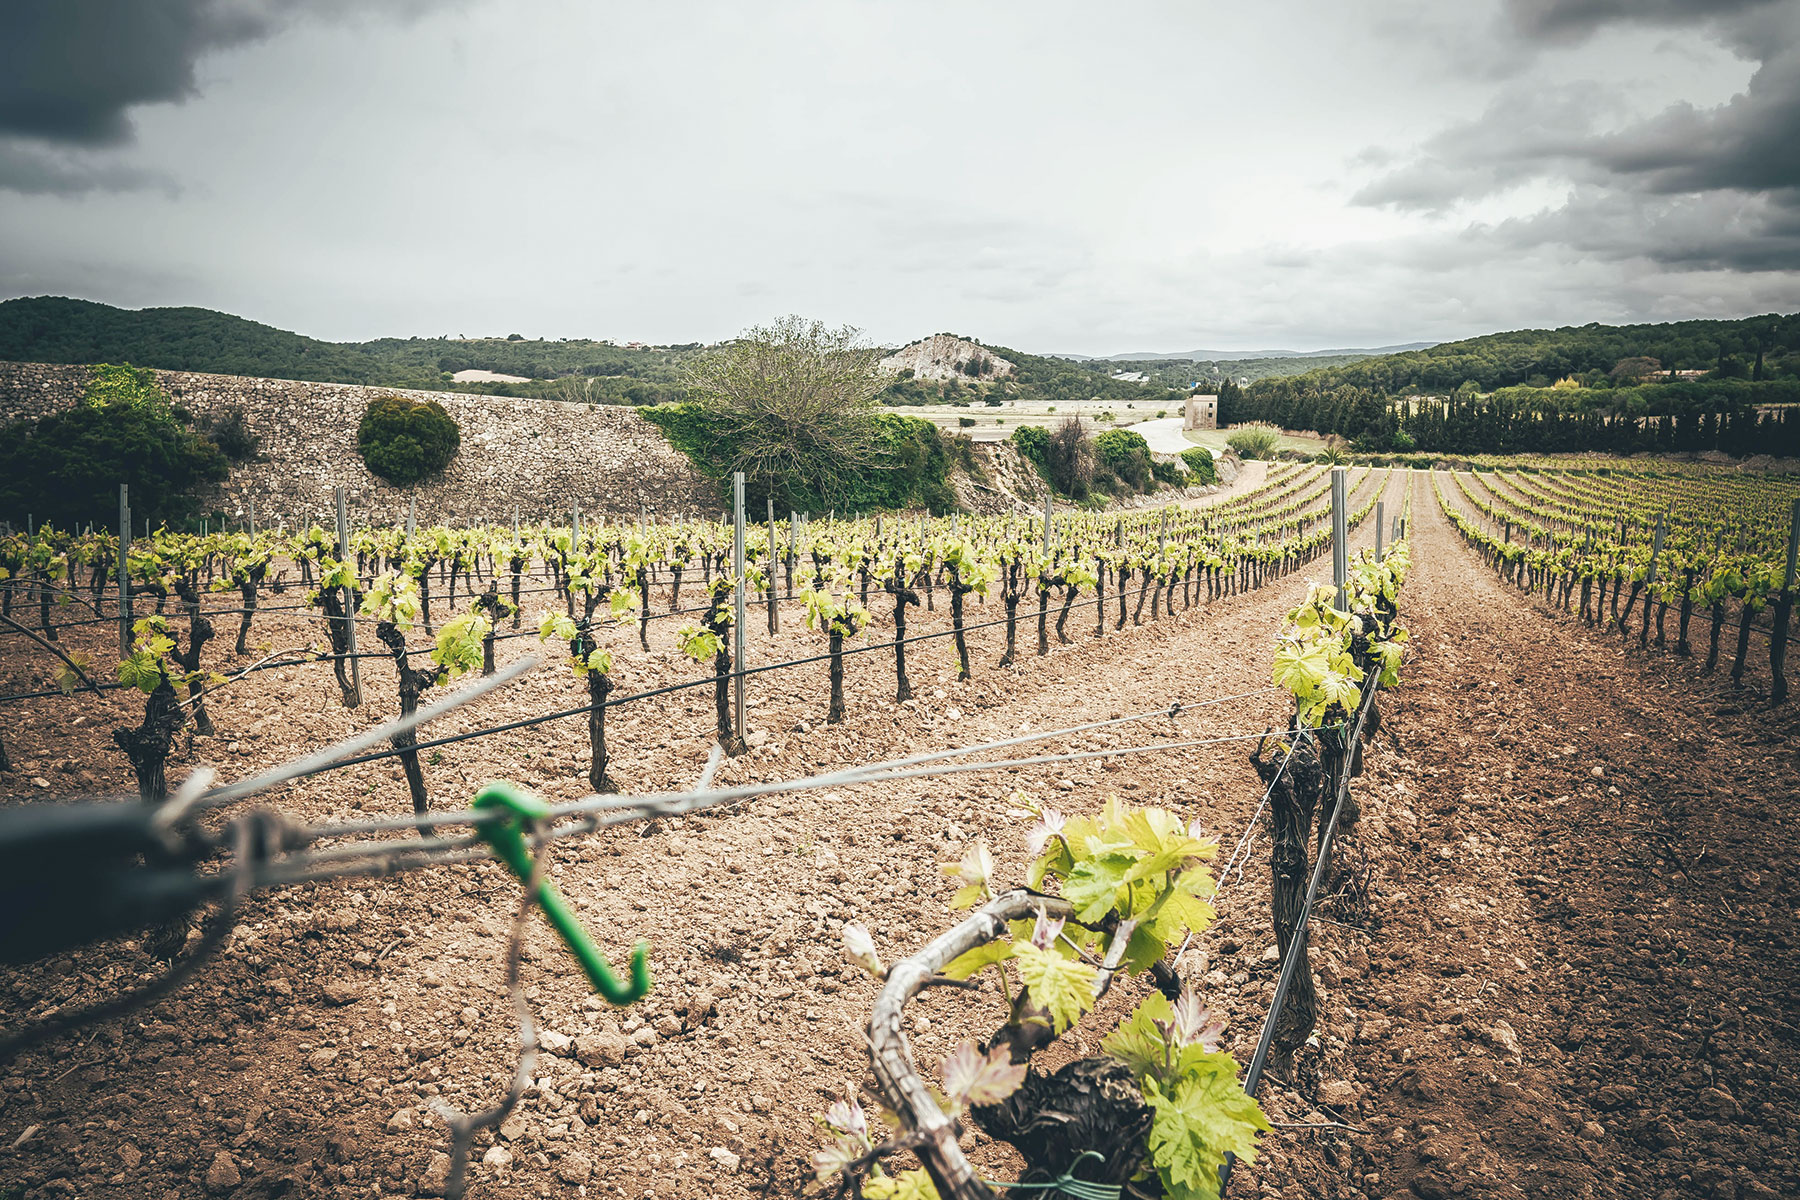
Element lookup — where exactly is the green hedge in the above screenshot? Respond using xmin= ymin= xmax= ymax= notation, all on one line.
xmin=639 ymin=405 xmax=959 ymax=513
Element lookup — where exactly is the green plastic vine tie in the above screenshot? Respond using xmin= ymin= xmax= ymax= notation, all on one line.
xmin=470 ymin=782 xmax=652 ymax=1005
xmin=985 ymin=1151 xmax=1119 ymax=1200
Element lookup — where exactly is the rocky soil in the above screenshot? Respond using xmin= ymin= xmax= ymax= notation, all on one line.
xmin=1 ymin=468 xmax=1794 ymax=1200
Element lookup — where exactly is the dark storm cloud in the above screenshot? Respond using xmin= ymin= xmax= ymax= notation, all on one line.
xmin=0 ymin=0 xmax=456 ymax=145
xmin=1491 ymin=188 xmax=1800 ymax=271
xmin=0 ymin=140 xmax=177 ymax=195
xmin=1350 ymin=83 xmax=1621 ymax=212
xmin=1503 ymin=0 xmax=1780 ymax=44
xmin=1354 ymin=0 xmax=1800 ymax=277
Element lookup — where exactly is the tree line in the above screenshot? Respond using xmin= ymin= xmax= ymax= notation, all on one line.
xmin=1253 ymin=312 xmax=1798 ymax=397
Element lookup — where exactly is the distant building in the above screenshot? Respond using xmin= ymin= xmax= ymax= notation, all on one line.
xmin=1184 ymin=393 xmax=1218 ymax=431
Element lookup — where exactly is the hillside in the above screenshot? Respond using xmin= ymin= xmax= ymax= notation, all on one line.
xmin=1090 ymin=341 xmax=1436 ymax=362
xmin=0 ymin=296 xmax=699 ymax=403
xmin=1076 ymin=353 xmax=1384 ymax=390
xmin=1261 ymin=314 xmax=1800 ymax=396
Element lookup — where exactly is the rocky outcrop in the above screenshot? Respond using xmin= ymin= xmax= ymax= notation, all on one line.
xmin=880 ymin=335 xmax=1015 ymax=384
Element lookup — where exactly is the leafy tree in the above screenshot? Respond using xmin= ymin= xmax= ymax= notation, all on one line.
xmin=356 ymin=395 xmax=461 ymax=486
xmin=0 ymin=363 xmax=227 ymax=527
xmin=1214 ymin=377 xmax=1245 ymax=425
xmin=680 ymin=315 xmax=886 ymax=509
xmin=1610 ymin=356 xmax=1661 ymax=382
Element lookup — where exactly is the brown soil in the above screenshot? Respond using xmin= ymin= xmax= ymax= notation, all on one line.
xmin=1 ymin=468 xmax=1795 ymax=1200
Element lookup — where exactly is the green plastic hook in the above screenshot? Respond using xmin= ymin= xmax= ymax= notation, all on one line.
xmin=471 ymin=782 xmax=651 ymax=1006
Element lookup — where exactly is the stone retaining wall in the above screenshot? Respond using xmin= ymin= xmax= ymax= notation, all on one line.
xmin=0 ymin=362 xmax=719 ymax=526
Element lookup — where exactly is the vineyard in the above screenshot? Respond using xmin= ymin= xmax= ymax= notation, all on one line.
xmin=1432 ymin=464 xmax=1800 ymax=699
xmin=1 ymin=461 xmax=1798 ymax=1200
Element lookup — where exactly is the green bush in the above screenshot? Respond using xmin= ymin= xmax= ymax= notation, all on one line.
xmin=1150 ymin=458 xmax=1187 ymax=487
xmin=357 ymin=395 xmax=461 ymax=487
xmin=1010 ymin=424 xmax=1050 ymax=475
xmin=0 ymin=364 xmax=227 ymax=528
xmin=641 ymin=405 xmax=960 ymax=514
xmin=1225 ymin=427 xmax=1279 ymax=460
xmin=1094 ymin=428 xmax=1153 ymax=491
xmin=1179 ymin=446 xmax=1217 ymax=484
xmin=958 ymin=416 xmax=976 ymax=428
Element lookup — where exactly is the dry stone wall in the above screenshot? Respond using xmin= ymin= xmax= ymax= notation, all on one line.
xmin=0 ymin=362 xmax=720 ymax=527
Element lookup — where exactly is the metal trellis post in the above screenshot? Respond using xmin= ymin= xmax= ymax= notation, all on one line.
xmin=1375 ymin=500 xmax=1385 ymax=560
xmin=732 ymin=473 xmax=747 ymax=742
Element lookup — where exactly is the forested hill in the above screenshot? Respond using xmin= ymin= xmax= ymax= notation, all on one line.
xmin=0 ymin=299 xmax=1165 ymax=410
xmin=0 ymin=296 xmax=701 ymax=403
xmin=1266 ymin=314 xmax=1800 ymax=396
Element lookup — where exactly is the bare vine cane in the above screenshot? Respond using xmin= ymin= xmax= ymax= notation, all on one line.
xmin=0 ymin=809 xmax=276 ymax=1065
xmin=867 ymin=890 xmax=1075 ymax=1200
xmin=430 ymin=821 xmax=546 ymax=1200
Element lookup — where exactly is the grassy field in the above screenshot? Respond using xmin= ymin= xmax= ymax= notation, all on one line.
xmin=1180 ymin=427 xmax=1328 ymax=455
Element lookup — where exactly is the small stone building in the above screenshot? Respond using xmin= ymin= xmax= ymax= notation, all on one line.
xmin=1183 ymin=393 xmax=1219 ymax=431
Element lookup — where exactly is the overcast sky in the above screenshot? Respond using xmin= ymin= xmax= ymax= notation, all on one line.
xmin=1 ymin=0 xmax=1797 ymax=355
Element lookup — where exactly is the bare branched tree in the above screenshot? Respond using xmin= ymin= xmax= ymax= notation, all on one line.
xmin=681 ymin=316 xmax=885 ymax=508
xmin=1044 ymin=417 xmax=1094 ymax=498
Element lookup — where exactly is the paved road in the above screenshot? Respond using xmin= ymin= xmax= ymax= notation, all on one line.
xmin=1128 ymin=416 xmax=1193 ymax=454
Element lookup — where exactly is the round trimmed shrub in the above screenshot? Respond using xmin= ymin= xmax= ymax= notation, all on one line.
xmin=357 ymin=395 xmax=460 ymax=487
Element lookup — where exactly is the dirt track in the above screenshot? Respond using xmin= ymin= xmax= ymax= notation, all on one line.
xmin=2 ymin=468 xmax=1796 ymax=1200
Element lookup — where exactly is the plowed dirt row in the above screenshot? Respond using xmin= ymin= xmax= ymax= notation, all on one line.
xmin=1340 ymin=475 xmax=1800 ymax=1200
xmin=11 ymin=464 xmax=1790 ymax=1200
